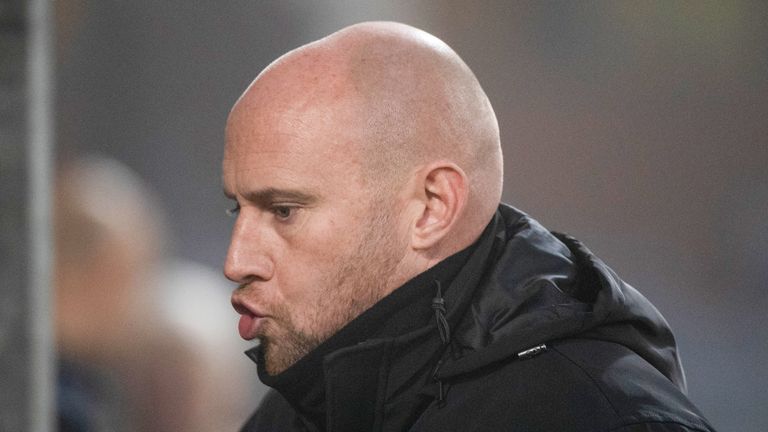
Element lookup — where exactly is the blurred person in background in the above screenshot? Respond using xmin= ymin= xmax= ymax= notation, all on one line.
xmin=55 ymin=156 xmax=256 ymax=431
xmin=223 ymin=22 xmax=716 ymax=432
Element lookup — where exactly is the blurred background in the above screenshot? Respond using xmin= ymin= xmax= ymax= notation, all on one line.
xmin=3 ymin=0 xmax=767 ymax=431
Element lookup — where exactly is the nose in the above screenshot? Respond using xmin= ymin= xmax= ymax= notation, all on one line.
xmin=224 ymin=212 xmax=274 ymax=284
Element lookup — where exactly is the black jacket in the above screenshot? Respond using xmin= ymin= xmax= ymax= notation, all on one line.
xmin=241 ymin=204 xmax=716 ymax=432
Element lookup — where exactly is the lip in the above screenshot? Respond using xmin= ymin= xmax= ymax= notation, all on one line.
xmin=231 ymin=292 xmax=269 ymax=341
xmin=238 ymin=313 xmax=265 ymax=340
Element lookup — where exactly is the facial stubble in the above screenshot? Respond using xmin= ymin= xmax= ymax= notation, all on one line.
xmin=260 ymin=207 xmax=402 ymax=375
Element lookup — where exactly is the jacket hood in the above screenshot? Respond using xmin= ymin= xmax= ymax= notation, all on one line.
xmin=437 ymin=204 xmax=686 ymax=391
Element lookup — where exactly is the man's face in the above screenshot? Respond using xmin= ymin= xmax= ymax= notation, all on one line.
xmin=223 ymin=95 xmax=407 ymax=375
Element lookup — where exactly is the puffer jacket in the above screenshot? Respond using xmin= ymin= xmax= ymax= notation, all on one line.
xmin=241 ymin=204 xmax=716 ymax=432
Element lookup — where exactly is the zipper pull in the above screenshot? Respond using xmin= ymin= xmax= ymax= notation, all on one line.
xmin=517 ymin=344 xmax=547 ymax=360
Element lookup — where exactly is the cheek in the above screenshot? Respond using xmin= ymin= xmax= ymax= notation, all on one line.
xmin=275 ymin=215 xmax=355 ymax=301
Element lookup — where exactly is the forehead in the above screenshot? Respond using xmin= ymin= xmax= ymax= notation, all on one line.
xmin=223 ymin=90 xmax=366 ymax=196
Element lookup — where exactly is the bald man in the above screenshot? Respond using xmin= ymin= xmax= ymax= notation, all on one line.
xmin=222 ymin=22 xmax=715 ymax=432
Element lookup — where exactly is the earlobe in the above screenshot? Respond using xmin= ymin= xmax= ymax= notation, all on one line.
xmin=412 ymin=162 xmax=468 ymax=250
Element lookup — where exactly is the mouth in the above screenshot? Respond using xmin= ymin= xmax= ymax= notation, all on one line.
xmin=231 ymin=294 xmax=269 ymax=341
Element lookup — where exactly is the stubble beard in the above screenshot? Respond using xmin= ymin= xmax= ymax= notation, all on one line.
xmin=258 ymin=303 xmax=320 ymax=375
xmin=260 ymin=207 xmax=403 ymax=375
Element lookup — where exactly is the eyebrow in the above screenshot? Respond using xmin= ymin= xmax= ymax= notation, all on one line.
xmin=224 ymin=187 xmax=317 ymax=206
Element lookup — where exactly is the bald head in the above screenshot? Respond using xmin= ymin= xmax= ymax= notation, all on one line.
xmin=224 ymin=23 xmax=504 ymax=371
xmin=229 ymin=22 xmax=502 ymax=234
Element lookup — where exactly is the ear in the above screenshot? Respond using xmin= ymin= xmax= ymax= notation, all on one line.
xmin=411 ymin=162 xmax=468 ymax=250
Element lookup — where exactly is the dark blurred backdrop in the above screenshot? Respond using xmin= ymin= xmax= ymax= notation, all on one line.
xmin=55 ymin=2 xmax=768 ymax=430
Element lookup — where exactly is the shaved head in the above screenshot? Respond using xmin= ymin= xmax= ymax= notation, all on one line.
xmin=224 ymin=22 xmax=503 ymax=373
xmin=229 ymin=21 xmax=502 ymax=235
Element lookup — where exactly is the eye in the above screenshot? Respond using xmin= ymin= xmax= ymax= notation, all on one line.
xmin=271 ymin=205 xmax=296 ymax=221
xmin=225 ymin=203 xmax=240 ymax=218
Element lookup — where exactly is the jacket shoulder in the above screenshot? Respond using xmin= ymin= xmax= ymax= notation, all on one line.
xmin=412 ymin=339 xmax=715 ymax=432
xmin=552 ymin=339 xmax=715 ymax=431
